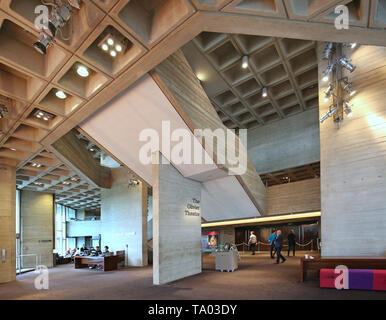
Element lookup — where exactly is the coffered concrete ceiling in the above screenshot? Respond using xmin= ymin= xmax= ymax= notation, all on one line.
xmin=182 ymin=33 xmax=319 ymax=129
xmin=0 ymin=0 xmax=384 ymax=208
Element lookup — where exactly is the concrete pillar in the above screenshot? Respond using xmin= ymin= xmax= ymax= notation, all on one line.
xmin=153 ymin=154 xmax=202 ymax=285
xmin=0 ymin=165 xmax=16 ymax=283
xmin=101 ymin=167 xmax=148 ymax=267
xmin=318 ymin=43 xmax=386 ymax=256
xmin=21 ymin=191 xmax=54 ymax=268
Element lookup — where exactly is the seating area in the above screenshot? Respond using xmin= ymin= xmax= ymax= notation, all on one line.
xmin=320 ymin=269 xmax=386 ymax=291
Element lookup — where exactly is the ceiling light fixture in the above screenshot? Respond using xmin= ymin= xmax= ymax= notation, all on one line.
xmin=241 ymin=56 xmax=249 ymax=69
xmin=110 ymin=50 xmax=117 ymax=57
xmin=339 ymin=58 xmax=356 ymax=72
xmin=350 ymin=43 xmax=357 ymax=49
xmin=76 ymin=65 xmax=89 ymax=77
xmin=56 ymin=90 xmax=67 ymax=99
xmin=102 ymin=44 xmax=108 ymax=51
xmin=34 ymin=109 xmax=55 ymax=121
xmin=320 ymin=105 xmax=337 ymax=123
xmin=0 ymin=104 xmax=8 ymax=118
xmin=322 ymin=64 xmax=334 ymax=82
xmin=48 ymin=2 xmax=72 ymax=37
xmin=344 ymin=101 xmax=353 ymax=117
xmin=323 ymin=42 xmax=334 ymax=60
xmin=107 ymin=38 xmax=114 ymax=46
xmin=324 ymin=83 xmax=334 ymax=102
xmin=33 ymin=31 xmax=53 ymax=55
xmin=342 ymin=80 xmax=356 ymax=97
xmin=262 ymin=87 xmax=268 ymax=98
xmin=115 ymin=44 xmax=122 ymax=52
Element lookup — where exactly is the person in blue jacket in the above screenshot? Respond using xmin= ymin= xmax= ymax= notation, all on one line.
xmin=268 ymin=230 xmax=277 ymax=259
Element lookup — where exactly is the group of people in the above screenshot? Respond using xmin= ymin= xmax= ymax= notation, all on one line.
xmin=248 ymin=229 xmax=297 ymax=264
xmin=65 ymin=244 xmax=110 ymax=258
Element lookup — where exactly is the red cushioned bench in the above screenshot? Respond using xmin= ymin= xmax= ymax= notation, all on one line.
xmin=320 ymin=268 xmax=386 ymax=291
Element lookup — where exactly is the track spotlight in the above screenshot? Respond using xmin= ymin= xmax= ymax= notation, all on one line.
xmin=56 ymin=90 xmax=67 ymax=99
xmin=241 ymin=56 xmax=249 ymax=69
xmin=339 ymin=58 xmax=356 ymax=72
xmin=322 ymin=64 xmax=334 ymax=82
xmin=76 ymin=65 xmax=89 ymax=78
xmin=324 ymin=83 xmax=334 ymax=101
xmin=262 ymin=87 xmax=268 ymax=98
xmin=320 ymin=105 xmax=337 ymax=123
xmin=323 ymin=42 xmax=334 ymax=60
xmin=48 ymin=2 xmax=72 ymax=37
xmin=342 ymin=80 xmax=356 ymax=97
xmin=0 ymin=104 xmax=8 ymax=118
xmin=344 ymin=101 xmax=353 ymax=117
xmin=33 ymin=31 xmax=53 ymax=55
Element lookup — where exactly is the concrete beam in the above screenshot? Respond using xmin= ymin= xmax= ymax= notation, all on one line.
xmin=51 ymin=130 xmax=112 ymax=189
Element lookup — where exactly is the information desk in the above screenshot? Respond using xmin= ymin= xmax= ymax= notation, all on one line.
xmin=74 ymin=255 xmax=119 ymax=272
xmin=300 ymin=256 xmax=386 ymax=282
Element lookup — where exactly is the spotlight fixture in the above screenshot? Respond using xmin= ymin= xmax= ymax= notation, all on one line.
xmin=110 ymin=50 xmax=117 ymax=57
xmin=350 ymin=43 xmax=357 ymax=49
xmin=55 ymin=90 xmax=67 ymax=99
xmin=115 ymin=44 xmax=122 ymax=52
xmin=342 ymin=80 xmax=356 ymax=97
xmin=262 ymin=87 xmax=268 ymax=98
xmin=0 ymin=104 xmax=8 ymax=118
xmin=339 ymin=58 xmax=356 ymax=72
xmin=241 ymin=56 xmax=249 ymax=69
xmin=344 ymin=101 xmax=353 ymax=117
xmin=76 ymin=65 xmax=89 ymax=77
xmin=320 ymin=105 xmax=337 ymax=123
xmin=322 ymin=64 xmax=334 ymax=82
xmin=33 ymin=31 xmax=53 ymax=55
xmin=102 ymin=44 xmax=108 ymax=51
xmin=47 ymin=2 xmax=72 ymax=37
xmin=34 ymin=109 xmax=55 ymax=121
xmin=324 ymin=83 xmax=334 ymax=101
xmin=323 ymin=42 xmax=334 ymax=60
xmin=107 ymin=38 xmax=114 ymax=46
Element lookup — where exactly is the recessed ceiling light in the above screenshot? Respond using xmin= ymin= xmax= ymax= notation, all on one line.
xmin=115 ymin=44 xmax=122 ymax=52
xmin=110 ymin=50 xmax=117 ymax=57
xmin=56 ymin=90 xmax=67 ymax=99
xmin=241 ymin=56 xmax=248 ymax=69
xmin=102 ymin=43 xmax=108 ymax=51
xmin=107 ymin=38 xmax=114 ymax=46
xmin=10 ymin=148 xmax=16 ymax=151
xmin=77 ymin=65 xmax=89 ymax=78
xmin=262 ymin=87 xmax=268 ymax=98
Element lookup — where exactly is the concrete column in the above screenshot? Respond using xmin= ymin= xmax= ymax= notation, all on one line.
xmin=153 ymin=154 xmax=202 ymax=285
xmin=101 ymin=167 xmax=148 ymax=267
xmin=21 ymin=191 xmax=54 ymax=268
xmin=0 ymin=165 xmax=16 ymax=283
xmin=318 ymin=43 xmax=386 ymax=256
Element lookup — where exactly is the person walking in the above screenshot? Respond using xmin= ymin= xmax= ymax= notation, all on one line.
xmin=248 ymin=231 xmax=257 ymax=255
xmin=274 ymin=230 xmax=286 ymax=264
xmin=268 ymin=230 xmax=277 ymax=259
xmin=287 ymin=229 xmax=296 ymax=257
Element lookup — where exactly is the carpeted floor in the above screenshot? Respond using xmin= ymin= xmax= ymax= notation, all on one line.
xmin=0 ymin=251 xmax=385 ymax=300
